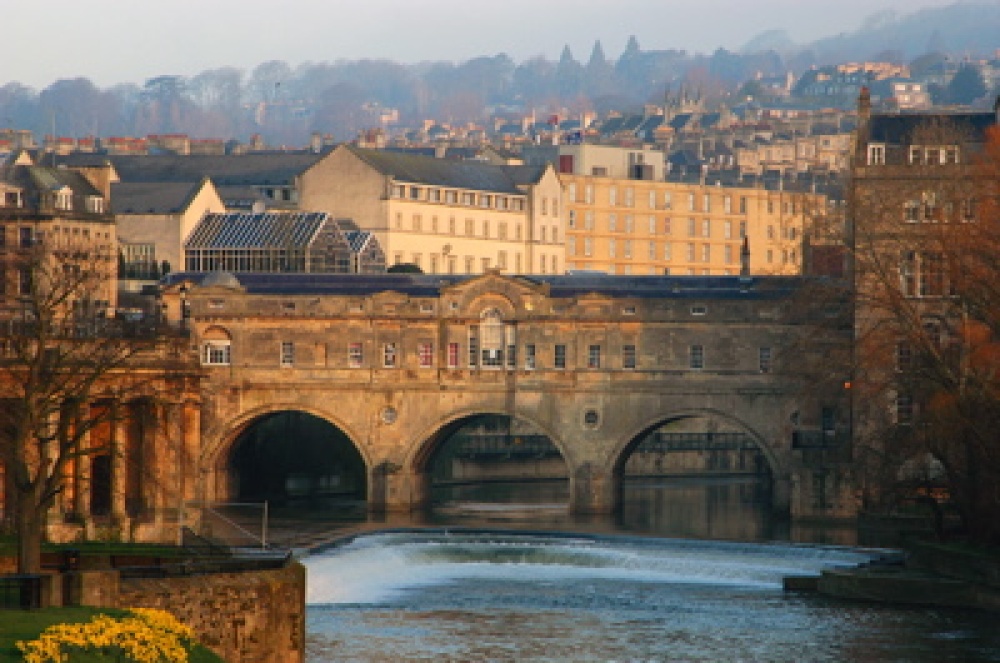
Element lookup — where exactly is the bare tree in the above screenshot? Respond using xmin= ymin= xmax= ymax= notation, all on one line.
xmin=850 ymin=119 xmax=1000 ymax=544
xmin=0 ymin=242 xmax=183 ymax=573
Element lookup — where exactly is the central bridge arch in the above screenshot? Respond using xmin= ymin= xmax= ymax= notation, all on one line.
xmin=403 ymin=409 xmax=571 ymax=513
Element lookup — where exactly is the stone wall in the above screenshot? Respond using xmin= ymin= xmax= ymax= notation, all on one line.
xmin=117 ymin=563 xmax=305 ymax=663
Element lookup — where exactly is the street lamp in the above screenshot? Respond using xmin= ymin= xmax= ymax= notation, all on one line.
xmin=179 ymin=284 xmax=189 ymax=331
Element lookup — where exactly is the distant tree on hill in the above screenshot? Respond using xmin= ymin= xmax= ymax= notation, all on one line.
xmin=946 ymin=65 xmax=987 ymax=105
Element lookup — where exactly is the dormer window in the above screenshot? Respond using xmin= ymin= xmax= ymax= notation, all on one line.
xmin=55 ymin=188 xmax=73 ymax=211
xmin=86 ymin=196 xmax=104 ymax=213
xmin=867 ymin=144 xmax=885 ymax=165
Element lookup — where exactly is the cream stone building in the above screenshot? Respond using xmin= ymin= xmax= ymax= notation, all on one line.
xmin=561 ymin=174 xmax=826 ymax=276
xmin=301 ymin=145 xmax=565 ymax=275
xmin=0 ymin=158 xmax=118 ymax=313
xmin=114 ymin=178 xmax=227 ymax=278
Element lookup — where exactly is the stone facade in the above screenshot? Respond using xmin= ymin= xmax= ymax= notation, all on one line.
xmin=161 ymin=270 xmax=856 ymax=522
xmin=118 ymin=564 xmax=306 ymax=663
xmin=302 ymin=145 xmax=566 ymax=275
xmin=561 ymin=174 xmax=826 ymax=276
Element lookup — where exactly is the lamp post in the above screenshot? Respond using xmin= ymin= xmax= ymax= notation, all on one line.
xmin=179 ymin=284 xmax=189 ymax=332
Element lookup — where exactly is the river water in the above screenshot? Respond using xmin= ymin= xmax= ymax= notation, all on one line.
xmin=300 ymin=478 xmax=1000 ymax=662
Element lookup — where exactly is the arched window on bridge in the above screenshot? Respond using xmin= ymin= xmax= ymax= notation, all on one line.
xmin=201 ymin=326 xmax=232 ymax=366
xmin=472 ymin=307 xmax=515 ymax=370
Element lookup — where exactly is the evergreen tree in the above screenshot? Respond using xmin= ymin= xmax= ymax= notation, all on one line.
xmin=946 ymin=64 xmax=987 ymax=105
xmin=555 ymin=46 xmax=584 ymax=99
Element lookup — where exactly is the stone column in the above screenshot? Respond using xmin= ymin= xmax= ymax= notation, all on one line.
xmin=181 ymin=399 xmax=201 ymax=503
xmin=773 ymin=473 xmax=792 ymax=516
xmin=178 ymin=399 xmax=201 ymax=539
xmin=162 ymin=401 xmax=184 ymax=542
xmin=110 ymin=403 xmax=128 ymax=531
xmin=76 ymin=419 xmax=92 ymax=525
xmin=373 ymin=462 xmax=426 ymax=513
xmin=569 ymin=462 xmax=615 ymax=514
xmin=148 ymin=402 xmax=166 ymax=539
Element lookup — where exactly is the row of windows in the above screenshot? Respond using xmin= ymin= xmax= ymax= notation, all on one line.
xmin=393 ymin=214 xmax=560 ymax=243
xmin=902 ymin=194 xmax=977 ymax=223
xmin=568 ymin=212 xmax=766 ymax=241
xmin=391 ymin=184 xmax=529 ymax=212
xmin=867 ymin=143 xmax=961 ymax=167
xmin=392 ymin=252 xmax=559 ymax=274
xmin=0 ymin=225 xmax=111 ymax=249
xmin=569 ymin=239 xmax=795 ymax=265
xmin=567 ymin=184 xmax=756 ymax=215
xmin=206 ymin=339 xmax=774 ymax=373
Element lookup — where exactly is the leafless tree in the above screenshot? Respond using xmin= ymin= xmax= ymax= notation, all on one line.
xmin=849 ymin=120 xmax=1000 ymax=544
xmin=0 ymin=242 xmax=182 ymax=573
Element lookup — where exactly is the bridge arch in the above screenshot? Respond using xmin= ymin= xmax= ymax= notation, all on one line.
xmin=405 ymin=408 xmax=569 ymax=472
xmin=607 ymin=407 xmax=790 ymax=515
xmin=204 ymin=404 xmax=371 ymax=507
xmin=400 ymin=408 xmax=572 ymax=512
xmin=608 ymin=408 xmax=785 ymax=477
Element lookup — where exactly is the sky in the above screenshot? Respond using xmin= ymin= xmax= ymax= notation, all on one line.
xmin=5 ymin=0 xmax=968 ymax=90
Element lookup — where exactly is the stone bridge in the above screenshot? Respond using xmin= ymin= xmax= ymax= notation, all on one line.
xmin=164 ymin=271 xmax=856 ymax=522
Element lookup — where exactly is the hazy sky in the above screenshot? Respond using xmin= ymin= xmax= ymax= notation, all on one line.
xmin=7 ymin=0 xmax=968 ymax=89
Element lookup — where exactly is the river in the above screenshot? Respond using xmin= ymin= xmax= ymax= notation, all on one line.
xmin=300 ymin=477 xmax=1000 ymax=662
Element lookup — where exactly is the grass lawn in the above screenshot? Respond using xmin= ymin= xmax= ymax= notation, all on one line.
xmin=0 ymin=607 xmax=224 ymax=662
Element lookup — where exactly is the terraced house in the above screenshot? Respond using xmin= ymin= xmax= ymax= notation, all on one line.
xmin=311 ymin=146 xmax=565 ymax=275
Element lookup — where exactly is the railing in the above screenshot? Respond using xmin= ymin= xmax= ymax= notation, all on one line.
xmin=636 ymin=432 xmax=756 ymax=453
xmin=187 ymin=502 xmax=271 ymax=549
xmin=0 ymin=574 xmax=42 ymax=610
xmin=791 ymin=429 xmax=845 ymax=449
xmin=450 ymin=433 xmax=561 ymax=460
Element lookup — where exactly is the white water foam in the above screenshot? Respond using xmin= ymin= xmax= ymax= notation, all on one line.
xmin=304 ymin=532 xmax=873 ymax=605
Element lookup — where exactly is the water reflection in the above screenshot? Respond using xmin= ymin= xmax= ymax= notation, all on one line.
xmin=618 ymin=476 xmax=782 ymax=541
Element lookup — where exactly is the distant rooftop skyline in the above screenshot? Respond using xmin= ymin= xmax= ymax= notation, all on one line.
xmin=8 ymin=0 xmax=972 ymax=89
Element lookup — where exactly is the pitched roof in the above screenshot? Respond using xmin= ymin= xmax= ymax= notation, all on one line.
xmin=58 ymin=151 xmax=328 ymax=185
xmin=345 ymin=229 xmax=376 ymax=253
xmin=347 ymin=146 xmax=543 ymax=193
xmin=8 ymin=165 xmax=101 ymax=197
xmin=112 ymin=180 xmax=208 ymax=214
xmin=184 ymin=211 xmax=330 ymax=249
xmin=867 ymin=110 xmax=996 ymax=145
xmin=163 ymin=271 xmax=819 ymax=301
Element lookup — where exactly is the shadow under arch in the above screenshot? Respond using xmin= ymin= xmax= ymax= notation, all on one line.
xmin=404 ymin=408 xmax=571 ymax=511
xmin=609 ymin=408 xmax=783 ymax=479
xmin=206 ymin=404 xmax=371 ymax=508
xmin=405 ymin=408 xmax=570 ymax=473
xmin=608 ymin=409 xmax=788 ymax=538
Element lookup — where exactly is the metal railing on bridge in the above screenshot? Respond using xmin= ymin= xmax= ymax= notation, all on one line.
xmin=450 ymin=433 xmax=561 ymax=461
xmin=635 ymin=432 xmax=757 ymax=453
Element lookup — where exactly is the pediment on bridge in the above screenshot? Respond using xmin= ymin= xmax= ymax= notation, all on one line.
xmin=369 ymin=290 xmax=411 ymax=313
xmin=440 ymin=271 xmax=551 ymax=317
xmin=573 ymin=291 xmax=615 ymax=316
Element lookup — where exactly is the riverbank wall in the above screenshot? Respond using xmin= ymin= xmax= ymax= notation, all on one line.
xmin=816 ymin=541 xmax=1000 ymax=612
xmin=2 ymin=555 xmax=306 ymax=663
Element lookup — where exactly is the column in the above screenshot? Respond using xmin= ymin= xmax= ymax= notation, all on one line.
xmin=181 ymin=399 xmax=201 ymax=503
xmin=76 ymin=420 xmax=92 ymax=526
xmin=110 ymin=402 xmax=127 ymax=531
xmin=163 ymin=401 xmax=184 ymax=540
xmin=568 ymin=461 xmax=615 ymax=514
